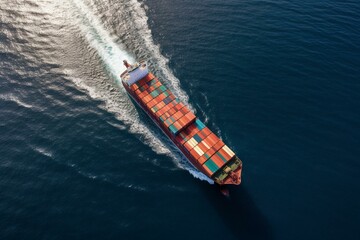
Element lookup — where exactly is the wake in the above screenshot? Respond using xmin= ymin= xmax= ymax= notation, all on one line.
xmin=70 ymin=0 xmax=213 ymax=183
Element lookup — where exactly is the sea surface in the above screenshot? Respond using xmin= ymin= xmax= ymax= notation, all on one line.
xmin=1 ymin=0 xmax=359 ymax=239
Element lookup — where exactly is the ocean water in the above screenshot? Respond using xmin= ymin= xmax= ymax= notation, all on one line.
xmin=0 ymin=0 xmax=359 ymax=239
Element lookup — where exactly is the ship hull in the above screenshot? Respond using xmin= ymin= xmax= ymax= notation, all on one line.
xmin=122 ymin=79 xmax=242 ymax=185
xmin=122 ymin=81 xmax=209 ymax=175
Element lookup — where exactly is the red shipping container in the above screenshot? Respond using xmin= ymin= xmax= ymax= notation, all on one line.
xmin=179 ymin=114 xmax=190 ymax=125
xmin=154 ymin=82 xmax=162 ymax=88
xmin=201 ymin=136 xmax=213 ymax=149
xmin=147 ymin=99 xmax=157 ymax=109
xmin=175 ymin=135 xmax=185 ymax=145
xmin=168 ymin=108 xmax=176 ymax=116
xmin=155 ymin=109 xmax=164 ymax=118
xmin=139 ymin=95 xmax=146 ymax=104
xmin=140 ymin=91 xmax=149 ymax=99
xmin=154 ymin=93 xmax=164 ymax=103
xmin=202 ymin=165 xmax=213 ymax=177
xmin=190 ymin=148 xmax=201 ymax=160
xmin=206 ymin=133 xmax=219 ymax=146
xmin=142 ymin=73 xmax=154 ymax=82
xmin=197 ymin=143 xmax=208 ymax=155
xmin=184 ymin=141 xmax=194 ymax=152
xmin=142 ymin=94 xmax=153 ymax=104
xmin=205 ymin=147 xmax=216 ymax=159
xmin=178 ymin=116 xmax=187 ymax=126
xmin=173 ymin=111 xmax=183 ymax=121
xmin=198 ymin=141 xmax=211 ymax=152
xmin=164 ymin=118 xmax=175 ymax=127
xmin=162 ymin=111 xmax=172 ymax=120
xmin=187 ymin=126 xmax=200 ymax=139
xmin=159 ymin=93 xmax=167 ymax=101
xmin=156 ymin=101 xmax=166 ymax=111
xmin=148 ymin=86 xmax=156 ymax=92
xmin=173 ymin=121 xmax=182 ymax=130
xmin=186 ymin=123 xmax=196 ymax=133
xmin=180 ymin=107 xmax=190 ymax=115
xmin=197 ymin=128 xmax=210 ymax=139
xmin=140 ymin=82 xmax=149 ymax=90
xmin=198 ymin=155 xmax=208 ymax=164
xmin=213 ymin=140 xmax=225 ymax=151
xmin=138 ymin=79 xmax=146 ymax=86
xmin=211 ymin=154 xmax=226 ymax=168
xmin=202 ymin=127 xmax=211 ymax=136
xmin=218 ymin=148 xmax=232 ymax=162
xmin=164 ymin=109 xmax=176 ymax=121
xmin=179 ymin=104 xmax=186 ymax=111
xmin=163 ymin=104 xmax=172 ymax=111
xmin=130 ymin=84 xmax=138 ymax=91
xmin=138 ymin=91 xmax=146 ymax=99
xmin=163 ymin=103 xmax=175 ymax=113
xmin=185 ymin=112 xmax=196 ymax=122
xmin=159 ymin=107 xmax=170 ymax=118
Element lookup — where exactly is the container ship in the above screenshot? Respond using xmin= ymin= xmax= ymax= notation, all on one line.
xmin=120 ymin=60 xmax=242 ymax=185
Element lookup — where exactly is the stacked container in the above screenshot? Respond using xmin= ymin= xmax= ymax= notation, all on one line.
xmin=127 ymin=72 xmax=237 ymax=178
xmin=130 ymin=73 xmax=197 ymax=135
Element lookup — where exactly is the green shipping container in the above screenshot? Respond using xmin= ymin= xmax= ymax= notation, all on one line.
xmin=169 ymin=125 xmax=178 ymax=135
xmin=204 ymin=159 xmax=219 ymax=173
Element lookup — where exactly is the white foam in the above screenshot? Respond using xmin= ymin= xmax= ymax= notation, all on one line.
xmin=72 ymin=0 xmax=134 ymax=80
xmin=69 ymin=0 xmax=213 ymax=184
xmin=0 ymin=93 xmax=35 ymax=110
xmin=128 ymin=0 xmax=194 ymax=111
xmin=32 ymin=145 xmax=53 ymax=158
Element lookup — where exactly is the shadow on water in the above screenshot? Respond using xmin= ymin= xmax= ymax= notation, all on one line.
xmin=127 ymin=89 xmax=272 ymax=239
xmin=200 ymin=182 xmax=273 ymax=240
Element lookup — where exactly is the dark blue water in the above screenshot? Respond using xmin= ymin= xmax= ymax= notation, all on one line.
xmin=1 ymin=0 xmax=359 ymax=239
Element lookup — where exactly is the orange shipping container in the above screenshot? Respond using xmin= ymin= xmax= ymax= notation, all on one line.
xmin=205 ymin=147 xmax=216 ymax=159
xmin=142 ymin=73 xmax=154 ymax=82
xmin=185 ymin=112 xmax=196 ymax=122
xmin=138 ymin=91 xmax=147 ymax=99
xmin=130 ymin=84 xmax=139 ymax=91
xmin=213 ymin=140 xmax=225 ymax=152
xmin=173 ymin=111 xmax=183 ymax=121
xmin=204 ymin=133 xmax=219 ymax=146
xmin=154 ymin=101 xmax=166 ymax=112
xmin=211 ymin=154 xmax=226 ymax=167
xmin=147 ymin=99 xmax=158 ymax=109
xmin=173 ymin=121 xmax=182 ymax=130
xmin=147 ymin=86 xmax=156 ymax=92
xmin=180 ymin=107 xmax=189 ymax=115
xmin=202 ymin=127 xmax=212 ymax=138
xmin=174 ymin=103 xmax=184 ymax=111
xmin=187 ymin=126 xmax=200 ymax=139
xmin=202 ymin=164 xmax=214 ymax=177
xmin=190 ymin=148 xmax=201 ymax=160
xmin=177 ymin=115 xmax=187 ymax=126
xmin=142 ymin=94 xmax=153 ymax=104
xmin=153 ymin=82 xmax=162 ymax=89
xmin=184 ymin=141 xmax=194 ymax=152
xmin=168 ymin=108 xmax=176 ymax=116
xmin=197 ymin=141 xmax=211 ymax=152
